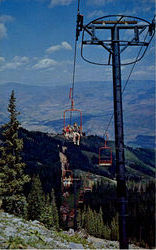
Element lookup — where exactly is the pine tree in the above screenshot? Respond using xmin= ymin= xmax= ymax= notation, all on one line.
xmin=27 ymin=175 xmax=45 ymax=221
xmin=51 ymin=189 xmax=59 ymax=230
xmin=110 ymin=215 xmax=119 ymax=240
xmin=96 ymin=207 xmax=104 ymax=238
xmin=77 ymin=209 xmax=83 ymax=230
xmin=88 ymin=207 xmax=95 ymax=235
xmin=77 ymin=207 xmax=86 ymax=229
xmin=102 ymin=223 xmax=111 ymax=240
xmin=0 ymin=90 xmax=30 ymax=217
xmin=39 ymin=189 xmax=59 ymax=230
xmin=40 ymin=194 xmax=54 ymax=229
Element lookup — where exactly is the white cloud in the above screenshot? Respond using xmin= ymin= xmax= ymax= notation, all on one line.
xmin=46 ymin=41 xmax=72 ymax=54
xmin=49 ymin=0 xmax=73 ymax=8
xmin=0 ymin=15 xmax=14 ymax=40
xmin=61 ymin=41 xmax=72 ymax=50
xmin=60 ymin=59 xmax=73 ymax=65
xmin=0 ymin=57 xmax=5 ymax=63
xmin=46 ymin=44 xmax=61 ymax=53
xmin=117 ymin=9 xmax=137 ymax=16
xmin=121 ymin=57 xmax=136 ymax=65
xmin=33 ymin=58 xmax=58 ymax=69
xmin=2 ymin=62 xmax=20 ymax=70
xmin=0 ymin=15 xmax=14 ymax=23
xmin=13 ymin=56 xmax=29 ymax=64
xmin=87 ymin=10 xmax=106 ymax=19
xmin=0 ymin=56 xmax=29 ymax=71
xmin=0 ymin=23 xmax=7 ymax=39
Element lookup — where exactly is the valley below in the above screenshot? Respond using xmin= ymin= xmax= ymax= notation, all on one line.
xmin=0 ymin=80 xmax=155 ymax=148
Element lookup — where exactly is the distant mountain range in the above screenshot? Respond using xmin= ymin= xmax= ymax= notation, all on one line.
xmin=0 ymin=80 xmax=155 ymax=148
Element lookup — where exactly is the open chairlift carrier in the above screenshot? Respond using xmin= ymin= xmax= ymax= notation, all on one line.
xmin=78 ymin=190 xmax=84 ymax=204
xmin=62 ymin=170 xmax=73 ymax=182
xmin=63 ymin=100 xmax=82 ymax=135
xmin=99 ymin=134 xmax=112 ymax=166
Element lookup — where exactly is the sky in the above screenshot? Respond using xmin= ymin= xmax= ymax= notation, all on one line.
xmin=0 ymin=0 xmax=155 ymax=86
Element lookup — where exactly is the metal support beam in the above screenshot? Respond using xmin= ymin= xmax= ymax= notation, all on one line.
xmin=112 ymin=26 xmax=128 ymax=249
xmin=87 ymin=25 xmax=146 ymax=30
xmin=73 ymin=171 xmax=77 ymax=231
xmin=93 ymin=20 xmax=137 ymax=24
xmin=79 ymin=14 xmax=154 ymax=249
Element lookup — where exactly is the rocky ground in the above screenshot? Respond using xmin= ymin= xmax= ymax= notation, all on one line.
xmin=0 ymin=211 xmax=143 ymax=249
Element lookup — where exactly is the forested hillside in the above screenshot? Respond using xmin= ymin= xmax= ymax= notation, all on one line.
xmin=1 ymin=127 xmax=154 ymax=180
xmin=0 ymin=127 xmax=155 ymax=248
xmin=15 ymin=128 xmax=155 ymax=181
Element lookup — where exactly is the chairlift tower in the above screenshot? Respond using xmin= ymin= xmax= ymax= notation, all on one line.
xmin=77 ymin=14 xmax=155 ymax=249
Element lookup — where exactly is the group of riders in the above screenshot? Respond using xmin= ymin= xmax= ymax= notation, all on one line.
xmin=63 ymin=122 xmax=81 ymax=146
xmin=63 ymin=175 xmax=73 ymax=188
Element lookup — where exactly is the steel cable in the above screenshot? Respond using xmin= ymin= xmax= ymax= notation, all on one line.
xmin=104 ymin=29 xmax=151 ymax=137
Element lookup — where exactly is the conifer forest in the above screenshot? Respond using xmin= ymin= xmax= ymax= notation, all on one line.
xmin=0 ymin=1 xmax=155 ymax=249
xmin=0 ymin=90 xmax=155 ymax=249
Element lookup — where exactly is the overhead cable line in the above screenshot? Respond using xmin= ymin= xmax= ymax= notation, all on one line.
xmin=76 ymin=13 xmax=155 ymax=249
xmin=70 ymin=0 xmax=81 ymax=108
xmin=104 ymin=28 xmax=153 ymax=137
xmin=79 ymin=14 xmax=155 ymax=137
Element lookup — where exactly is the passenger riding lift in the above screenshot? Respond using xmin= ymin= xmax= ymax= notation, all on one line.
xmin=99 ymin=133 xmax=112 ymax=166
xmin=63 ymin=88 xmax=83 ymax=145
xmin=62 ymin=169 xmax=73 ymax=189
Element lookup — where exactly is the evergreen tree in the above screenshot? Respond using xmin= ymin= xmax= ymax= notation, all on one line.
xmin=77 ymin=207 xmax=86 ymax=229
xmin=82 ymin=206 xmax=95 ymax=235
xmin=40 ymin=194 xmax=54 ymax=229
xmin=27 ymin=175 xmax=45 ymax=221
xmin=39 ymin=189 xmax=59 ymax=230
xmin=102 ymin=223 xmax=111 ymax=240
xmin=51 ymin=189 xmax=59 ymax=230
xmin=77 ymin=209 xmax=82 ymax=230
xmin=88 ymin=208 xmax=95 ymax=235
xmin=0 ymin=90 xmax=30 ymax=217
xmin=110 ymin=215 xmax=119 ymax=240
xmin=96 ymin=207 xmax=104 ymax=238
